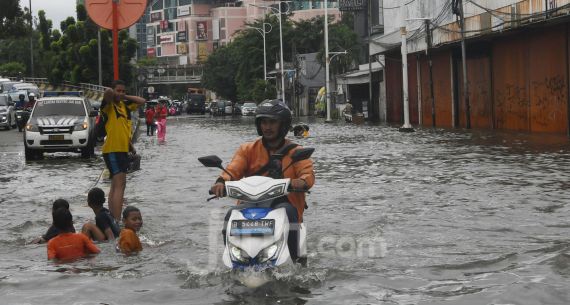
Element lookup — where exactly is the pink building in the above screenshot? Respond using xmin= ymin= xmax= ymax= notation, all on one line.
xmin=145 ymin=0 xmax=340 ymax=65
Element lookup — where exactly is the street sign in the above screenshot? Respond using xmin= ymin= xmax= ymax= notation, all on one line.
xmin=148 ymin=86 xmax=155 ymax=93
xmin=85 ymin=0 xmax=147 ymax=30
xmin=85 ymin=0 xmax=147 ymax=80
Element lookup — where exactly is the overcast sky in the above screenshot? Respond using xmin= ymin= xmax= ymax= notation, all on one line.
xmin=20 ymin=0 xmax=77 ymax=31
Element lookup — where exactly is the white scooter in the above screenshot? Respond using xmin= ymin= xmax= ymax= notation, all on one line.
xmin=198 ymin=148 xmax=314 ymax=286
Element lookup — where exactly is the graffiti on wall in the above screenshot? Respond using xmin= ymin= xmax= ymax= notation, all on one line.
xmin=531 ymin=75 xmax=566 ymax=129
xmin=494 ymin=84 xmax=529 ymax=129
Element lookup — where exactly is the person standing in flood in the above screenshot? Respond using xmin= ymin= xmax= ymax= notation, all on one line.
xmin=101 ymin=80 xmax=146 ymax=221
xmin=145 ymin=105 xmax=156 ymax=136
xmin=155 ymin=100 xmax=168 ymax=142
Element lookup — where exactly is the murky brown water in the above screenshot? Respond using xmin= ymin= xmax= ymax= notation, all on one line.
xmin=1 ymin=116 xmax=570 ymax=304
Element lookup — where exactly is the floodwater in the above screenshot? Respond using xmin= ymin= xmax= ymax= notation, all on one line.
xmin=1 ymin=116 xmax=570 ymax=304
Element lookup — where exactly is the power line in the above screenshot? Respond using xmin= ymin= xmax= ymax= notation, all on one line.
xmin=384 ymin=0 xmax=420 ymax=10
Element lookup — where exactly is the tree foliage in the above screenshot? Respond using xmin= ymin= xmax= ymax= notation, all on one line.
xmin=0 ymin=61 xmax=26 ymax=77
xmin=0 ymin=0 xmax=29 ymax=39
xmin=202 ymin=13 xmax=361 ymax=102
xmin=0 ymin=5 xmax=138 ymax=86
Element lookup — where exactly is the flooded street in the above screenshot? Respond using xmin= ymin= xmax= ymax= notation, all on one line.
xmin=1 ymin=116 xmax=570 ymax=304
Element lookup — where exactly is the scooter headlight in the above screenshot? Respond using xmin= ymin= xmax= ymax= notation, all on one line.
xmin=256 ymin=241 xmax=281 ymax=264
xmin=258 ymin=183 xmax=287 ymax=201
xmin=230 ymin=244 xmax=251 ymax=264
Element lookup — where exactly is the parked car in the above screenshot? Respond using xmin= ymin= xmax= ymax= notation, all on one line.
xmin=0 ymin=94 xmax=16 ymax=130
xmin=241 ymin=102 xmax=257 ymax=116
xmin=24 ymin=95 xmax=98 ymax=160
xmin=211 ymin=100 xmax=232 ymax=116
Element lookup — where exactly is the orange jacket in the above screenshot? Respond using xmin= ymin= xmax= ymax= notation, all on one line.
xmin=47 ymin=232 xmax=100 ymax=260
xmin=219 ymin=138 xmax=315 ymax=222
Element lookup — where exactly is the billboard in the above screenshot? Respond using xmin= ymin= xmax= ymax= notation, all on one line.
xmin=177 ymin=31 xmax=187 ymax=42
xmin=150 ymin=11 xmax=162 ymax=22
xmin=147 ymin=48 xmax=156 ymax=57
xmin=197 ymin=42 xmax=208 ymax=62
xmin=177 ymin=5 xmax=191 ymax=17
xmin=177 ymin=43 xmax=188 ymax=54
xmin=159 ymin=34 xmax=174 ymax=44
xmin=196 ymin=21 xmax=208 ymax=40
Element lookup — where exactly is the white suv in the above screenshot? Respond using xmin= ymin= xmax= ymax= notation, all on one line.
xmin=24 ymin=96 xmax=98 ymax=160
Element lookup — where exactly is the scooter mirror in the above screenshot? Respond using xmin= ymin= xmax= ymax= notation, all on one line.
xmin=198 ymin=155 xmax=224 ymax=168
xmin=290 ymin=148 xmax=314 ymax=162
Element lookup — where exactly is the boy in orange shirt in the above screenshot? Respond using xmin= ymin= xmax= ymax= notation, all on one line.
xmin=118 ymin=206 xmax=143 ymax=255
xmin=47 ymin=208 xmax=100 ymax=260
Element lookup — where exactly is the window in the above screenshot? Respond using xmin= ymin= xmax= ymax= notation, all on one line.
xmin=151 ymin=0 xmax=163 ymax=11
xmin=179 ymin=0 xmax=191 ymax=5
xmin=165 ymin=0 xmax=177 ymax=8
xmin=164 ymin=8 xmax=177 ymax=20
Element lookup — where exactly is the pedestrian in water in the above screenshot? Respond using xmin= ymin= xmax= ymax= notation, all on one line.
xmin=117 ymin=206 xmax=143 ymax=255
xmin=47 ymin=208 xmax=100 ymax=260
xmin=145 ymin=105 xmax=155 ymax=136
xmin=100 ymin=80 xmax=146 ymax=221
xmin=32 ymin=199 xmax=76 ymax=244
xmin=155 ymin=100 xmax=168 ymax=142
xmin=81 ymin=187 xmax=120 ymax=242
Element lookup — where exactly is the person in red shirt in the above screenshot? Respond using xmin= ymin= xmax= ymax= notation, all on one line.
xmin=145 ymin=105 xmax=156 ymax=136
xmin=155 ymin=101 xmax=168 ymax=142
xmin=47 ymin=207 xmax=100 ymax=261
xmin=118 ymin=206 xmax=143 ymax=255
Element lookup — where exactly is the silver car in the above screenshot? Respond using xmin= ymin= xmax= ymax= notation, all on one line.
xmin=0 ymin=94 xmax=16 ymax=130
xmin=241 ymin=102 xmax=257 ymax=116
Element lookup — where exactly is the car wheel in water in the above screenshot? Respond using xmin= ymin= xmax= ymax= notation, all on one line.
xmin=81 ymin=139 xmax=95 ymax=158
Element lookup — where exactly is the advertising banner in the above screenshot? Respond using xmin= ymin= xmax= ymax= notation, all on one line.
xmin=196 ymin=21 xmax=208 ymax=40
xmin=177 ymin=31 xmax=187 ymax=42
xmin=147 ymin=48 xmax=156 ymax=57
xmin=197 ymin=42 xmax=208 ymax=62
xmin=150 ymin=11 xmax=162 ymax=22
xmin=177 ymin=43 xmax=188 ymax=54
xmin=159 ymin=34 xmax=174 ymax=44
xmin=177 ymin=5 xmax=190 ymax=17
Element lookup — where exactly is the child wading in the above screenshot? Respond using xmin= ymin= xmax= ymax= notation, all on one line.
xmin=118 ymin=206 xmax=143 ymax=255
xmin=32 ymin=199 xmax=76 ymax=244
xmin=47 ymin=208 xmax=100 ymax=260
xmin=81 ymin=188 xmax=120 ymax=242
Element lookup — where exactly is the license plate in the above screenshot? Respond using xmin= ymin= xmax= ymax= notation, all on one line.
xmin=230 ymin=219 xmax=275 ymax=236
xmin=49 ymin=135 xmax=64 ymax=140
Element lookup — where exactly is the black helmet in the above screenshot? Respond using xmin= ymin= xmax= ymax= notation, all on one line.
xmin=255 ymin=99 xmax=292 ymax=138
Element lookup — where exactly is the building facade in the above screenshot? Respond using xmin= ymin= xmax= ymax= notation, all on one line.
xmin=140 ymin=0 xmax=340 ymax=65
xmin=373 ymin=0 xmax=570 ymax=135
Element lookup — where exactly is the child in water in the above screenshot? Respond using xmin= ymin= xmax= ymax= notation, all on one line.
xmin=32 ymin=199 xmax=76 ymax=244
xmin=81 ymin=187 xmax=120 ymax=242
xmin=47 ymin=208 xmax=100 ymax=260
xmin=118 ymin=206 xmax=143 ymax=255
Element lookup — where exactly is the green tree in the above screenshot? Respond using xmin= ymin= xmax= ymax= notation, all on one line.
xmin=202 ymin=44 xmax=239 ymax=101
xmin=0 ymin=61 xmax=26 ymax=76
xmin=0 ymin=0 xmax=28 ymax=39
xmin=251 ymin=80 xmax=277 ymax=103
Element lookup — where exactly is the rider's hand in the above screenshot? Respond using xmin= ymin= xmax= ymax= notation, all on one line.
xmin=290 ymin=179 xmax=307 ymax=190
xmin=210 ymin=182 xmax=225 ymax=198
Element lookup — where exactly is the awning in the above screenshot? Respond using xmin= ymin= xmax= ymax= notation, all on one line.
xmin=337 ymin=63 xmax=382 ymax=85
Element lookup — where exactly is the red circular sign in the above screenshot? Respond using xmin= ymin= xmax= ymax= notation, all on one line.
xmin=85 ymin=0 xmax=147 ymax=30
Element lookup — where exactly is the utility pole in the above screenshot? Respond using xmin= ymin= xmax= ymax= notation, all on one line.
xmin=324 ymin=0 xmax=332 ymax=122
xmin=29 ymin=0 xmax=34 ymax=78
xmin=368 ymin=0 xmax=373 ymax=121
xmin=425 ymin=19 xmax=436 ymax=127
xmin=98 ymin=29 xmax=102 ymax=86
xmin=459 ymin=0 xmax=471 ymax=128
xmin=399 ymin=2 xmax=414 ymax=132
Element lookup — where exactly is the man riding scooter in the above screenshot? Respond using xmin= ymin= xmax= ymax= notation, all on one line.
xmin=15 ymin=93 xmax=31 ymax=132
xmin=210 ymin=99 xmax=315 ymax=261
